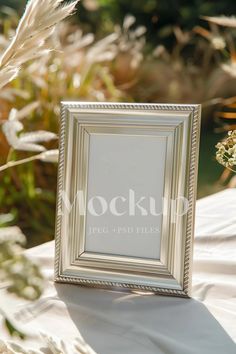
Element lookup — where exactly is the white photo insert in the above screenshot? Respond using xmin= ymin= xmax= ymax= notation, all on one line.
xmin=85 ymin=133 xmax=167 ymax=259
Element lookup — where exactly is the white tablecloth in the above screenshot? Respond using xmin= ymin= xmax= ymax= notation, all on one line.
xmin=0 ymin=189 xmax=236 ymax=353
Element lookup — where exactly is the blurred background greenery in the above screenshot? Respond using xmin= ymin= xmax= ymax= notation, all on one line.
xmin=2 ymin=0 xmax=236 ymax=39
xmin=0 ymin=0 xmax=236 ymax=247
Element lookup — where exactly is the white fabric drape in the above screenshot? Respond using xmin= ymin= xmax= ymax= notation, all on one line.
xmin=0 ymin=189 xmax=235 ymax=353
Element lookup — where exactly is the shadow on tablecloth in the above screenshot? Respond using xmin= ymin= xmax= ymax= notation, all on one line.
xmin=55 ymin=283 xmax=236 ymax=354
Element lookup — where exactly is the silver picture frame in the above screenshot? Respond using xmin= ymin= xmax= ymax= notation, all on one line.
xmin=55 ymin=102 xmax=201 ymax=297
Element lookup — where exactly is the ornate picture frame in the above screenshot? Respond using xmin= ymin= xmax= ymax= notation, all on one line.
xmin=54 ymin=102 xmax=201 ymax=297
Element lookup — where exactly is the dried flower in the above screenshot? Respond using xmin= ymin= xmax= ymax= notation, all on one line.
xmin=221 ymin=61 xmax=236 ymax=78
xmin=0 ymin=0 xmax=79 ymax=89
xmin=0 ymin=340 xmax=14 ymax=354
xmin=202 ymin=16 xmax=236 ymax=28
xmin=194 ymin=26 xmax=226 ymax=50
xmin=216 ymin=130 xmax=236 ymax=171
xmin=211 ymin=36 xmax=226 ymax=50
xmin=0 ymin=333 xmax=98 ymax=354
xmin=2 ymin=108 xmax=57 ymax=152
xmin=123 ymin=15 xmax=136 ymax=30
xmin=39 ymin=149 xmax=59 ymax=163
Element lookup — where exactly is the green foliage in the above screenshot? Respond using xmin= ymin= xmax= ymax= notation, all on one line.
xmin=4 ymin=317 xmax=26 ymax=339
xmin=0 ymin=227 xmax=44 ymax=300
xmin=79 ymin=0 xmax=236 ymax=44
xmin=2 ymin=0 xmax=236 ymax=44
xmin=0 ymin=225 xmax=44 ymax=337
xmin=0 ymin=161 xmax=57 ymax=247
